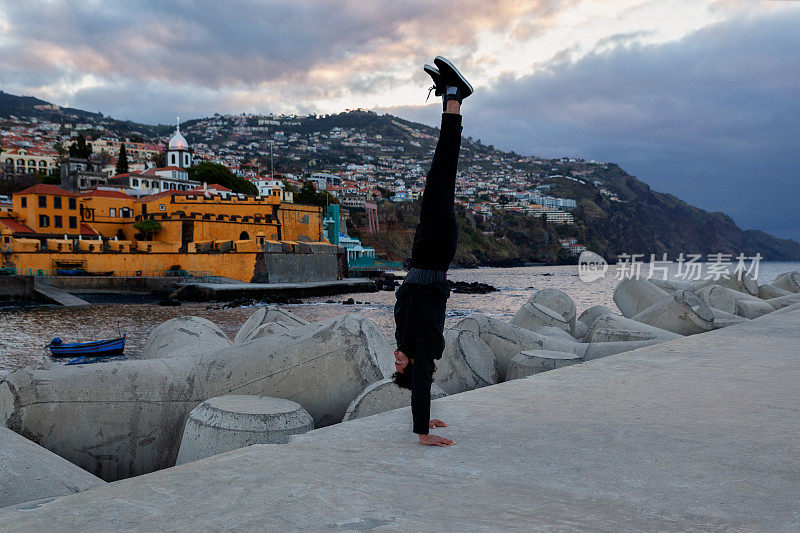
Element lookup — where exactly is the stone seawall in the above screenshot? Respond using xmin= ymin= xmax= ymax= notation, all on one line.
xmin=0 ymin=276 xmax=34 ymax=300
xmin=41 ymin=276 xmax=178 ymax=293
xmin=263 ymin=250 xmax=340 ymax=283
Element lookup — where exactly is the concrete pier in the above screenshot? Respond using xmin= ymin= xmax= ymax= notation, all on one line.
xmin=32 ymin=281 xmax=90 ymax=307
xmin=172 ymin=278 xmax=377 ymax=301
xmin=1 ymin=310 xmax=799 ymax=530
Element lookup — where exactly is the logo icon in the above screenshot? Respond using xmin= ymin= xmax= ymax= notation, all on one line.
xmin=578 ymin=251 xmax=608 ymax=282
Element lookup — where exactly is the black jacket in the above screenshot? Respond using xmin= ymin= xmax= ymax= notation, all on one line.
xmin=394 ymin=280 xmax=450 ymax=434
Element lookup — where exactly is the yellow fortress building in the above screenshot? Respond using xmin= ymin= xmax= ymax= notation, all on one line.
xmin=0 ymin=184 xmax=341 ymax=284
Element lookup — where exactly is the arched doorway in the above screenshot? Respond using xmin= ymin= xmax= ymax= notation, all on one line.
xmin=239 ymin=231 xmax=250 ymax=240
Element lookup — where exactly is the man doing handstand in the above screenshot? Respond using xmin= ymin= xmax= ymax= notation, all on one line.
xmin=392 ymin=56 xmax=472 ymax=447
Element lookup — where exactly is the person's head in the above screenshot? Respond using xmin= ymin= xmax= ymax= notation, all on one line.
xmin=391 ymin=349 xmax=436 ymax=390
xmin=392 ymin=349 xmax=413 ymax=389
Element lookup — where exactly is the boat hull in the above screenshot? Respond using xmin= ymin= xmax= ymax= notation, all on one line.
xmin=49 ymin=336 xmax=126 ymax=358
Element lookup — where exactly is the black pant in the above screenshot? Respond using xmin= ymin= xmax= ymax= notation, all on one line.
xmin=409 ymin=113 xmax=462 ymax=271
xmin=394 ymin=113 xmax=462 ymax=435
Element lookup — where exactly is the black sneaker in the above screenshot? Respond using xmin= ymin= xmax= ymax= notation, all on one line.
xmin=424 ymin=64 xmax=443 ymax=100
xmin=434 ymin=56 xmax=473 ymax=109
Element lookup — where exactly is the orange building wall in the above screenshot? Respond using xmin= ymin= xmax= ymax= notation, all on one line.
xmin=12 ymin=191 xmax=81 ymax=233
xmin=155 ymin=219 xmax=280 ymax=244
xmin=4 ymin=250 xmax=261 ymax=282
xmin=9 ymin=187 xmax=324 ymax=253
xmin=278 ymin=203 xmax=323 ymax=242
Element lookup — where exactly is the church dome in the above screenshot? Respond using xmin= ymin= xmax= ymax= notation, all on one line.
xmin=168 ymin=117 xmax=189 ymax=150
xmin=169 ymin=130 xmax=188 ymax=150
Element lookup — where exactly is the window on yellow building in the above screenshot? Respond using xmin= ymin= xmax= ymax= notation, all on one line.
xmin=39 ymin=215 xmax=49 ymax=227
xmin=21 ymin=197 xmax=27 ymax=208
xmin=38 ymin=195 xmax=46 ymax=208
xmin=68 ymin=198 xmax=76 ymax=210
xmin=54 ymin=215 xmax=63 ymax=228
xmin=110 ymin=208 xmax=117 ymax=217
xmin=159 ymin=204 xmax=166 ymax=211
xmin=69 ymin=216 xmax=77 ymax=229
xmin=54 ymin=197 xmax=62 ymax=209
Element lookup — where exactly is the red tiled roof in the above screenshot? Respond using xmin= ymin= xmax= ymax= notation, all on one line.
xmin=142 ymin=166 xmax=186 ymax=176
xmin=190 ymin=183 xmax=231 ymax=192
xmin=0 ymin=219 xmax=35 ymax=233
xmin=82 ymin=189 xmax=132 ymax=199
xmin=135 ymin=190 xmax=191 ymax=202
xmin=80 ymin=223 xmax=99 ymax=235
xmin=15 ymin=184 xmax=78 ymax=197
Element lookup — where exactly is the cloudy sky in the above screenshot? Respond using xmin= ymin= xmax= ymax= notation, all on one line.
xmin=1 ymin=0 xmax=798 ymax=240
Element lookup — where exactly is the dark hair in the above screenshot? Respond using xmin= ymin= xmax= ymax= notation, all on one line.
xmin=391 ymin=361 xmax=436 ymax=391
xmin=392 ymin=366 xmax=413 ymax=390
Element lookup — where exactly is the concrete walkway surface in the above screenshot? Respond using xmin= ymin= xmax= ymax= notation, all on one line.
xmin=1 ymin=310 xmax=799 ymax=531
xmin=32 ymin=281 xmax=90 ymax=306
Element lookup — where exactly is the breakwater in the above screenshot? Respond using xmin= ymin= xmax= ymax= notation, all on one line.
xmin=2 ymin=262 xmax=799 ymax=373
xmin=1 ymin=268 xmax=799 ymax=528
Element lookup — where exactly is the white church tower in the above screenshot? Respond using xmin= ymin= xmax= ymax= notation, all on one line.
xmin=167 ymin=117 xmax=192 ymax=169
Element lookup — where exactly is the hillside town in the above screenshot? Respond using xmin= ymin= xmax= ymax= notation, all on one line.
xmin=0 ymin=105 xmax=629 ymax=258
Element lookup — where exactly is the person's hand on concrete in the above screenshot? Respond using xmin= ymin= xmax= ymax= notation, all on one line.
xmin=419 ymin=434 xmax=454 ymax=446
xmin=429 ymin=419 xmax=447 ymax=429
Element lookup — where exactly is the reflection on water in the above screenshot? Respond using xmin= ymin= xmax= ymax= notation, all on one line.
xmin=1 ymin=262 xmax=797 ymax=375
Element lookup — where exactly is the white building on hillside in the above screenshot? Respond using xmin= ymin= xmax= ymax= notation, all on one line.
xmin=166 ymin=118 xmax=193 ymax=169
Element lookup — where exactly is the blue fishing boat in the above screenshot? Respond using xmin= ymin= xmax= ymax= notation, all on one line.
xmin=48 ymin=335 xmax=126 ymax=358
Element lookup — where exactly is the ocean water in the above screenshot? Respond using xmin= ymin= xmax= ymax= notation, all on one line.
xmin=1 ymin=261 xmax=798 ymax=375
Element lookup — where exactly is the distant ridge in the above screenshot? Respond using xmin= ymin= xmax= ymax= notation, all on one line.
xmin=0 ymin=91 xmax=103 ymax=121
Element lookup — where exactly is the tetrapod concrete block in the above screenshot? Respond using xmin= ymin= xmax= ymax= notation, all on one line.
xmin=631 ymin=290 xmax=714 ymax=336
xmin=647 ymin=278 xmax=705 ymax=293
xmin=766 ymin=301 xmax=800 ymax=316
xmin=247 ymin=321 xmax=291 ymax=341
xmin=505 ymin=350 xmax=583 ymax=380
xmin=584 ymin=314 xmax=682 ymax=343
xmin=695 ymin=285 xmax=737 ymax=315
xmin=433 ymin=329 xmax=498 ymax=396
xmin=234 ymin=305 xmax=309 ymax=343
xmin=710 ymin=308 xmax=749 ymax=329
xmin=528 ymin=289 xmax=577 ymax=331
xmin=512 ymin=301 xmax=571 ymax=333
xmin=586 ymin=328 xmax=665 ymax=343
xmin=576 ymin=340 xmax=666 ymax=361
xmin=142 ymin=316 xmax=232 ymax=359
xmin=735 ymin=299 xmax=775 ymax=319
xmin=342 ymin=378 xmax=447 ymax=422
xmin=572 ymin=320 xmax=588 ymax=341
xmin=538 ymin=325 xmax=579 ymax=343
xmin=577 ymin=305 xmax=613 ymax=328
xmin=765 ymin=293 xmax=800 ymax=311
xmin=0 ymin=314 xmax=391 ymax=481
xmin=770 ymin=271 xmax=800 ymax=293
xmin=613 ymin=278 xmax=669 ymax=318
xmin=698 ymin=269 xmax=758 ymax=296
xmin=175 ymin=395 xmax=313 ymax=465
xmin=454 ymin=314 xmax=576 ymax=381
xmin=758 ymin=283 xmax=792 ymax=300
